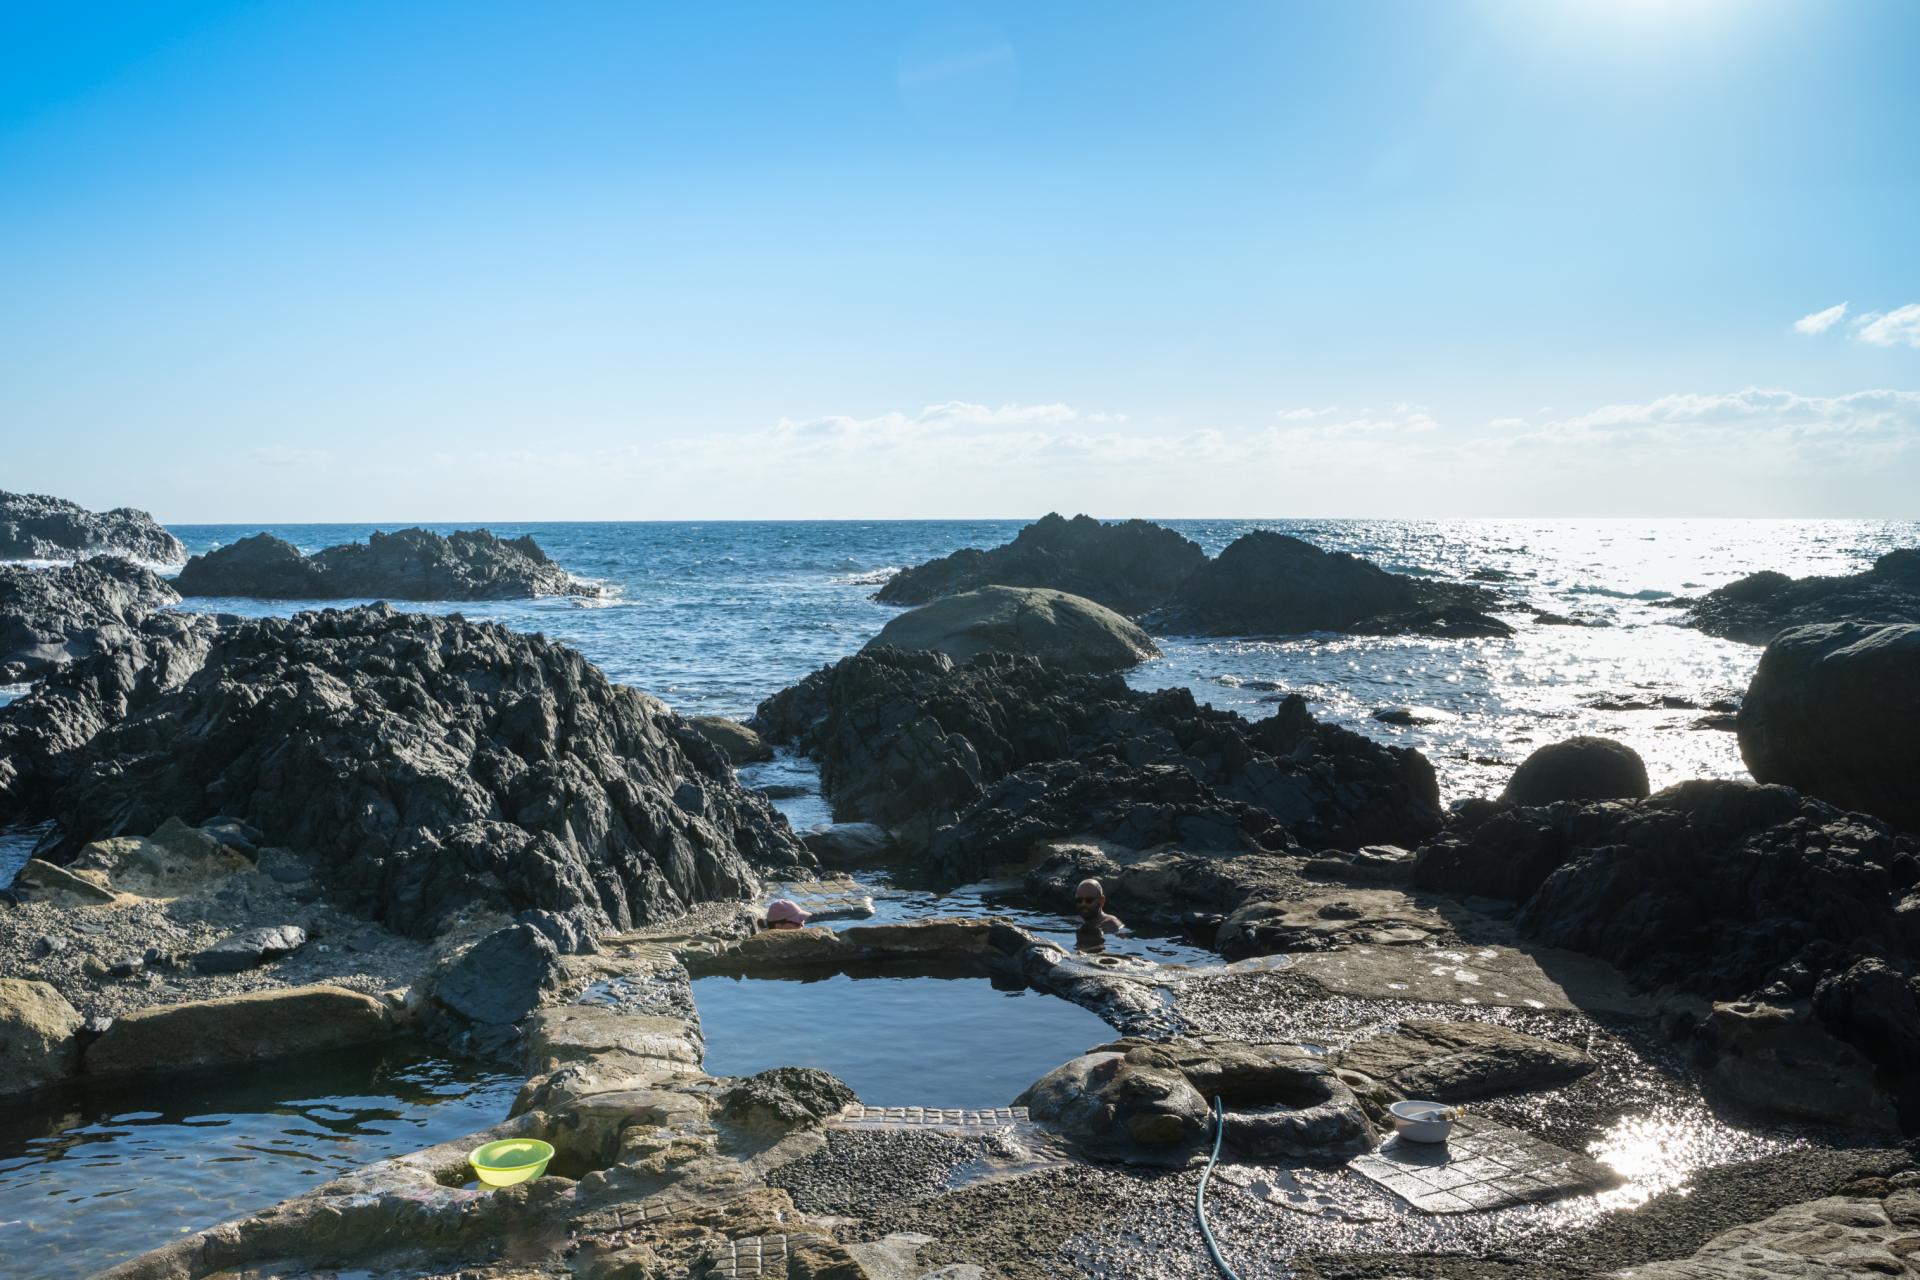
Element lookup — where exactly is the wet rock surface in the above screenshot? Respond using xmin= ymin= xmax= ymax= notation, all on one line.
xmin=0 ymin=977 xmax=83 ymax=1096
xmin=1148 ymin=530 xmax=1503 ymax=638
xmin=875 ymin=512 xmax=1205 ymax=615
xmin=866 ymin=584 xmax=1162 ymax=673
xmin=28 ymin=605 xmax=806 ymax=935
xmin=1680 ymin=547 xmax=1920 ymax=644
xmin=753 ymin=647 xmax=1442 ymax=877
xmin=172 ymin=527 xmax=601 ymax=600
xmin=0 ymin=558 xmax=179 ymax=682
xmin=1337 ymin=1019 xmax=1594 ymax=1102
xmin=1738 ymin=620 xmax=1920 ymax=831
xmin=0 ymin=490 xmax=185 ymax=564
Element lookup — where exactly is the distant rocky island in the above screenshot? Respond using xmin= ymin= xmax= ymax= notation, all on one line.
xmin=0 ymin=490 xmax=186 ymax=564
xmin=173 ymin=527 xmax=602 ymax=600
xmin=1679 ymin=548 xmax=1920 ymax=644
xmin=877 ymin=513 xmax=1512 ymax=639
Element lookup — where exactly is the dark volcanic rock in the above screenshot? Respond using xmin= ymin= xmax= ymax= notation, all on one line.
xmin=865 ymin=585 xmax=1161 ymax=673
xmin=0 ymin=558 xmax=180 ymax=682
xmin=0 ymin=490 xmax=185 ymax=564
xmin=1149 ymin=531 xmax=1502 ymax=638
xmin=1739 ymin=622 xmax=1920 ymax=832
xmin=30 ymin=605 xmax=806 ymax=935
xmin=1502 ymin=736 xmax=1650 ymax=806
xmin=0 ymin=611 xmax=218 ymax=817
xmin=1413 ymin=779 xmax=1920 ymax=1122
xmin=191 ymin=924 xmax=308 ymax=974
xmin=433 ymin=924 xmax=563 ymax=1025
xmin=1681 ymin=549 xmax=1920 ymax=644
xmin=720 ymin=1066 xmax=860 ymax=1129
xmin=752 ymin=646 xmax=1442 ymax=880
xmin=874 ymin=512 xmax=1204 ymax=615
xmin=173 ymin=528 xmax=600 ymax=600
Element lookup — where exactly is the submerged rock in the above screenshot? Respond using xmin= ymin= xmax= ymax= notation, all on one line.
xmin=1501 ymin=736 xmax=1650 ymax=806
xmin=1148 ymin=531 xmax=1502 ymax=638
xmin=1680 ymin=548 xmax=1920 ymax=644
xmin=753 ymin=647 xmax=1442 ymax=879
xmin=0 ymin=489 xmax=185 ymax=564
xmin=0 ymin=978 xmax=83 ymax=1096
xmin=0 ymin=558 xmax=180 ymax=682
xmin=1739 ymin=621 xmax=1920 ymax=832
xmin=865 ymin=585 xmax=1160 ymax=673
xmin=875 ymin=512 xmax=1204 ymax=616
xmin=173 ymin=527 xmax=600 ymax=600
xmin=26 ymin=605 xmax=806 ymax=935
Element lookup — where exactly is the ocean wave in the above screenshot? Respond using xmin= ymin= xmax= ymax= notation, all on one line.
xmin=829 ymin=567 xmax=901 ymax=586
xmin=1568 ymin=585 xmax=1673 ymax=601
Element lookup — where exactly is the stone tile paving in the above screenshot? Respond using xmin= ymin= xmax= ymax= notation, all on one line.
xmin=1348 ymin=1114 xmax=1621 ymax=1215
xmin=833 ymin=1105 xmax=1030 ymax=1130
xmin=708 ymin=1231 xmax=834 ymax=1277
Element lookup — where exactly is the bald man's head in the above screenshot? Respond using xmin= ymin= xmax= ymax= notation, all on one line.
xmin=1075 ymin=879 xmax=1105 ymax=918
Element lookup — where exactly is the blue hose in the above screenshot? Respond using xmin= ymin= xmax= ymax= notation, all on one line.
xmin=1196 ymin=1096 xmax=1245 ymax=1280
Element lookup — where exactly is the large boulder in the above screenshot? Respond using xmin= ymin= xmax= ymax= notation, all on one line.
xmin=1501 ymin=736 xmax=1650 ymax=806
xmin=875 ymin=512 xmax=1205 ymax=615
xmin=865 ymin=585 xmax=1160 ymax=674
xmin=1016 ymin=1050 xmax=1212 ymax=1154
xmin=753 ymin=647 xmax=1442 ymax=879
xmin=1739 ymin=622 xmax=1920 ymax=832
xmin=687 ymin=715 xmax=773 ymax=764
xmin=432 ymin=924 xmax=565 ymax=1026
xmin=1692 ymin=999 xmax=1898 ymax=1131
xmin=84 ymin=985 xmax=393 ymax=1075
xmin=0 ymin=558 xmax=180 ymax=682
xmin=31 ymin=606 xmax=807 ymax=935
xmin=1150 ymin=531 xmax=1502 ymax=638
xmin=0 ymin=490 xmax=185 ymax=564
xmin=1681 ymin=548 xmax=1920 ymax=645
xmin=0 ymin=978 xmax=83 ymax=1096
xmin=1337 ymin=1019 xmax=1594 ymax=1102
xmin=173 ymin=528 xmax=600 ymax=600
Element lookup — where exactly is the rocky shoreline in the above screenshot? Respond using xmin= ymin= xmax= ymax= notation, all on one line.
xmin=1 ymin=507 xmax=1918 ymax=1279
xmin=173 ymin=526 xmax=603 ymax=600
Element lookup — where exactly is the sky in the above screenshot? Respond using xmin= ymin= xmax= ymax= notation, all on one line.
xmin=2 ymin=0 xmax=1917 ymax=522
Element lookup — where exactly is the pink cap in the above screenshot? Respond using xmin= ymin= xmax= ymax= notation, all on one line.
xmin=765 ymin=898 xmax=811 ymax=925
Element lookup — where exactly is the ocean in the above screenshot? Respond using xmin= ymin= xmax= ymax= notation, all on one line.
xmin=154 ymin=517 xmax=1919 ymax=806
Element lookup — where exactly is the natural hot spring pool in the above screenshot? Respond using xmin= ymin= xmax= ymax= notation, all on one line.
xmin=692 ymin=971 xmax=1116 ymax=1108
xmin=0 ymin=1038 xmax=519 ymax=1280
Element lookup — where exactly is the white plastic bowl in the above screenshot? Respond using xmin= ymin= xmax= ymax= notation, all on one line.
xmin=1388 ymin=1100 xmax=1456 ymax=1144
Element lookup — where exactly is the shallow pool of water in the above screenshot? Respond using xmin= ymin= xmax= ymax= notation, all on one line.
xmin=693 ymin=971 xmax=1116 ymax=1108
xmin=0 ymin=1039 xmax=519 ymax=1280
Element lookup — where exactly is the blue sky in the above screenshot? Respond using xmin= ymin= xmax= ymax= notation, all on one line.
xmin=3 ymin=0 xmax=1916 ymax=520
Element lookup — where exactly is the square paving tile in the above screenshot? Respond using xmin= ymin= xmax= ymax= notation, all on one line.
xmin=1348 ymin=1114 xmax=1621 ymax=1215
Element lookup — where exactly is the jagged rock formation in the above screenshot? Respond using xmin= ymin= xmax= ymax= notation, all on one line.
xmin=1681 ymin=548 xmax=1920 ymax=644
xmin=874 ymin=512 xmax=1205 ymax=615
xmin=1739 ymin=621 xmax=1920 ymax=832
xmin=17 ymin=606 xmax=805 ymax=935
xmin=1414 ymin=780 xmax=1920 ymax=1124
xmin=865 ymin=585 xmax=1161 ymax=673
xmin=0 ymin=558 xmax=181 ymax=682
xmin=1148 ymin=530 xmax=1509 ymax=638
xmin=172 ymin=528 xmax=600 ymax=600
xmin=752 ymin=646 xmax=1442 ymax=879
xmin=0 ymin=490 xmax=186 ymax=564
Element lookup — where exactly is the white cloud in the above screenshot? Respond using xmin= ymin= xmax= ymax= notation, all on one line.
xmin=1794 ymin=302 xmax=1849 ymax=335
xmin=1855 ymin=304 xmax=1920 ymax=349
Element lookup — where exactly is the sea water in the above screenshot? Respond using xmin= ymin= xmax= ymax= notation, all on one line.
xmin=163 ymin=517 xmax=1917 ymax=800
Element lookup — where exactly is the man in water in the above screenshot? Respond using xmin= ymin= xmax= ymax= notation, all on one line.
xmin=1074 ymin=878 xmax=1123 ymax=952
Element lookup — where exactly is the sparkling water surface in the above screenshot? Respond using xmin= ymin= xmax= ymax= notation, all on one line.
xmin=165 ymin=517 xmax=1918 ymax=800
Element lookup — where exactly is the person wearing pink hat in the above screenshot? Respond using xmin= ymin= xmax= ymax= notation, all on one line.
xmin=763 ymin=899 xmax=811 ymax=931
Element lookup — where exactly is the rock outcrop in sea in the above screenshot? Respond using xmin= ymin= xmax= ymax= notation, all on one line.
xmin=1680 ymin=547 xmax=1920 ymax=644
xmin=1738 ymin=621 xmax=1920 ymax=832
xmin=172 ymin=527 xmax=601 ymax=600
xmin=865 ymin=584 xmax=1161 ymax=673
xmin=752 ymin=646 xmax=1443 ymax=878
xmin=874 ymin=511 xmax=1205 ymax=615
xmin=8 ymin=605 xmax=806 ymax=934
xmin=0 ymin=558 xmax=181 ymax=683
xmin=1149 ymin=529 xmax=1511 ymax=638
xmin=1414 ymin=779 xmax=1920 ymax=1124
xmin=0 ymin=490 xmax=186 ymax=564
